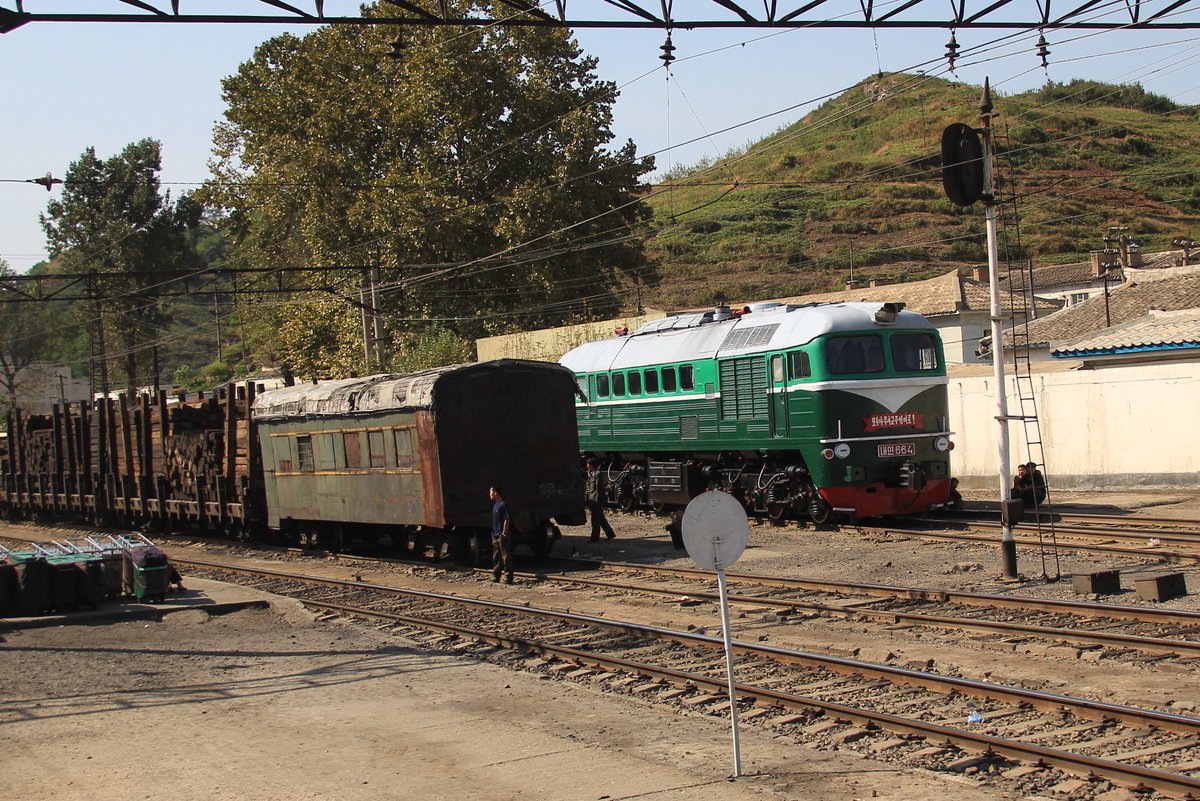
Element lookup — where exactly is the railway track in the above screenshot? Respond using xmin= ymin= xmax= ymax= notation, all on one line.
xmin=537 ymin=558 xmax=1200 ymax=663
xmin=5 ymin=522 xmax=1199 ymax=665
xmin=177 ymin=557 xmax=1200 ymax=798
xmin=880 ymin=512 xmax=1200 ymax=563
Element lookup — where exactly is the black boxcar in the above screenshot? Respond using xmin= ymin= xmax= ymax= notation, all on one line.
xmin=252 ymin=360 xmax=585 ymax=562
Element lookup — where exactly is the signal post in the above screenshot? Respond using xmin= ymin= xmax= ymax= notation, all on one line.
xmin=942 ymin=79 xmax=1020 ymax=580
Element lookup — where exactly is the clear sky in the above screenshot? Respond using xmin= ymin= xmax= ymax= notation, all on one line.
xmin=3 ymin=2 xmax=1199 ymax=273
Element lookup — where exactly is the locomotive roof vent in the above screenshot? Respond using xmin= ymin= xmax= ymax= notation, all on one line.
xmin=711 ymin=304 xmax=733 ymax=322
xmin=874 ymin=302 xmax=906 ymax=324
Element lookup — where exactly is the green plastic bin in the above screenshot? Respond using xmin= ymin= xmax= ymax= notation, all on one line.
xmin=132 ymin=564 xmax=169 ymax=602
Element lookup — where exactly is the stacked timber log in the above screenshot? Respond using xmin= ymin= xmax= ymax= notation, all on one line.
xmin=163 ymin=398 xmax=227 ymax=505
xmin=2 ymin=382 xmax=263 ymax=529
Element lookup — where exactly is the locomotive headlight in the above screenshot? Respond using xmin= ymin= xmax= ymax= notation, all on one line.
xmin=934 ymin=437 xmax=951 ymax=452
xmin=833 ymin=443 xmax=851 ymax=459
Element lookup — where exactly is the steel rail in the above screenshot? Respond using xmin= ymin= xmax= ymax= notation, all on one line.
xmin=940 ymin=510 xmax=1200 ymax=532
xmin=178 ymin=557 xmax=1200 ymax=734
xmin=534 ymin=571 xmax=1200 ymax=657
xmin=968 ymin=521 xmax=1200 ymax=548
xmin=296 ymin=595 xmax=1200 ymax=799
xmin=572 ymin=558 xmax=1200 ymax=626
xmin=873 ymin=526 xmax=1200 ymax=563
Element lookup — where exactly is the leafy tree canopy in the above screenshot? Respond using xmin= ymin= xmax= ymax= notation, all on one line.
xmin=41 ymin=139 xmax=202 ymax=394
xmin=204 ymin=1 xmax=654 ymax=378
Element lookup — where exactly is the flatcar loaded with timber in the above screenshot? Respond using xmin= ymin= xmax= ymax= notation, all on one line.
xmin=560 ymin=301 xmax=954 ymax=522
xmin=1 ymin=360 xmax=585 ymax=563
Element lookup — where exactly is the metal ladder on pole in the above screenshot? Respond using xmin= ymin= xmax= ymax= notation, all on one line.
xmin=995 ymin=146 xmax=1061 ymax=580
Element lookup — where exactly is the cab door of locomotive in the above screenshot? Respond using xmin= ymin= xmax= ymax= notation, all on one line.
xmin=768 ymin=354 xmax=788 ymax=438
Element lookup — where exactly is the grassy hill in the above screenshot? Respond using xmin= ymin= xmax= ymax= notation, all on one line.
xmin=637 ymin=73 xmax=1200 ymax=310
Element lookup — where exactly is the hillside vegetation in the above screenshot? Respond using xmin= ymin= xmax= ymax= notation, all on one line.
xmin=639 ymin=73 xmax=1200 ymax=311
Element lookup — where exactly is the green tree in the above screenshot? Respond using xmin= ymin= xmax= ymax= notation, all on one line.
xmin=0 ymin=261 xmax=43 ymax=413
xmin=41 ymin=139 xmax=202 ymax=396
xmin=0 ymin=261 xmax=80 ymax=414
xmin=204 ymin=1 xmax=653 ymax=376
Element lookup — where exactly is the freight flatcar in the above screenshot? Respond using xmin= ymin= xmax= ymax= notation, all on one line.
xmin=559 ymin=301 xmax=954 ymax=522
xmin=1 ymin=360 xmax=585 ymax=563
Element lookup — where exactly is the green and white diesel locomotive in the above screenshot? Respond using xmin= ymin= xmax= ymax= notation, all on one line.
xmin=559 ymin=301 xmax=953 ymax=522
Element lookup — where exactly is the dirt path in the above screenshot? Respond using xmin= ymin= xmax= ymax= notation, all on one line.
xmin=3 ymin=594 xmax=1005 ymax=801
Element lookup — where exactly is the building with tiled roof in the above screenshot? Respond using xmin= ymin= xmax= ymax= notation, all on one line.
xmin=1001 ymin=248 xmax=1199 ymax=312
xmin=772 ymin=268 xmax=1060 ymax=363
xmin=1051 ymin=308 xmax=1200 ymax=363
xmin=994 ymin=266 xmax=1200 ymax=362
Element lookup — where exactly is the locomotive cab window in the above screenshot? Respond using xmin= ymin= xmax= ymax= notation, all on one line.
xmin=890 ymin=332 xmax=940 ymax=371
xmin=613 ymin=373 xmax=626 ymax=396
xmin=627 ymin=371 xmax=642 ymax=395
xmin=644 ymin=369 xmax=659 ymax=394
xmin=770 ymin=355 xmax=785 ymax=383
xmin=661 ymin=367 xmax=677 ymax=392
xmin=596 ymin=374 xmax=610 ymax=398
xmin=679 ymin=364 xmax=695 ymax=391
xmin=827 ymin=335 xmax=885 ymax=375
xmin=789 ymin=351 xmax=811 ymax=379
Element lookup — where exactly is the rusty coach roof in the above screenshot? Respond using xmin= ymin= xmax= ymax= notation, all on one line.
xmin=252 ymin=366 xmax=466 ymax=419
xmin=251 ymin=360 xmax=571 ymax=419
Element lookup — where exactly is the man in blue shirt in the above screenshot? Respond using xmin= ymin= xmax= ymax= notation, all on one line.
xmin=489 ymin=485 xmax=514 ymax=584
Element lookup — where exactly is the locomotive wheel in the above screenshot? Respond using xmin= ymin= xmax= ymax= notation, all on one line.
xmin=808 ymin=495 xmax=833 ymax=525
xmin=766 ymin=502 xmax=789 ymax=524
xmin=618 ymin=492 xmax=636 ymax=512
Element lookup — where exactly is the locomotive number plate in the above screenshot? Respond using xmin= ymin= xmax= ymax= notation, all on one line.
xmin=878 ymin=442 xmax=916 ymax=458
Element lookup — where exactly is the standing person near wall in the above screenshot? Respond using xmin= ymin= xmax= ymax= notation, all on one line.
xmin=489 ymin=485 xmax=514 ymax=584
xmin=585 ymin=459 xmax=616 ymax=543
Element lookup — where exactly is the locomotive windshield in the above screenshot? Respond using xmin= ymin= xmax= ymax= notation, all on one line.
xmin=890 ymin=332 xmax=940 ymax=372
xmin=826 ymin=335 xmax=885 ymax=374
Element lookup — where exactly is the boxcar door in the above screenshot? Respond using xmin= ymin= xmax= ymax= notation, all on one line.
xmin=768 ymin=354 xmax=788 ymax=438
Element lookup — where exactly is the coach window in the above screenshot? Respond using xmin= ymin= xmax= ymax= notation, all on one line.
xmin=644 ymin=369 xmax=659 ymax=394
xmin=679 ymin=364 xmax=695 ymax=391
xmin=297 ymin=436 xmax=314 ymax=473
xmin=613 ymin=372 xmax=626 ymax=396
xmin=891 ymin=332 xmax=939 ymax=372
xmin=394 ymin=428 xmax=416 ymax=469
xmin=343 ymin=432 xmax=363 ymax=469
xmin=596 ymin=373 xmax=610 ymax=398
xmin=628 ymin=371 xmax=642 ymax=395
xmin=368 ymin=430 xmax=386 ymax=468
xmin=789 ymin=351 xmax=812 ymax=379
xmin=318 ymin=434 xmax=337 ymax=470
xmin=661 ymin=367 xmax=677 ymax=392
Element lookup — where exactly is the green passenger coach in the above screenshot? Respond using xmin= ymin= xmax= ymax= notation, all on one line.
xmin=559 ymin=301 xmax=953 ymax=522
xmin=252 ymin=360 xmax=585 ymax=561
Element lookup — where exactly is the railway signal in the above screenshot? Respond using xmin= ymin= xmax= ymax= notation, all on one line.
xmin=940 ymin=123 xmax=984 ymax=207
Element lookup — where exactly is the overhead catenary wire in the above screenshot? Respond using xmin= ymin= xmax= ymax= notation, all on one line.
xmin=11 ymin=0 xmax=1200 ymax=369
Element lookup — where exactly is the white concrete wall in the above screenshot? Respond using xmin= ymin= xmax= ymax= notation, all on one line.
xmin=948 ymin=359 xmax=1200 ymax=489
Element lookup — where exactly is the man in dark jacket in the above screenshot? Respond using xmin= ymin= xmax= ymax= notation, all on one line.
xmin=489 ymin=485 xmax=514 ymax=584
xmin=585 ymin=459 xmax=616 ymax=542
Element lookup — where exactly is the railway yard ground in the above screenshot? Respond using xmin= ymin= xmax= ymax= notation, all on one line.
xmin=5 ymin=487 xmax=1200 ymax=801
